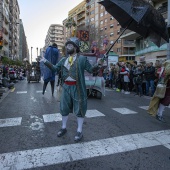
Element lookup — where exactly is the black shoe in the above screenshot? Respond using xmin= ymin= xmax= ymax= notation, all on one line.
xmin=74 ymin=132 xmax=83 ymax=142
xmin=156 ymin=115 xmax=166 ymax=123
xmin=57 ymin=128 xmax=67 ymax=137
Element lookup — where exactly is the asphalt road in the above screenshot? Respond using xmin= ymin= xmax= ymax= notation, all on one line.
xmin=0 ymin=78 xmax=170 ymax=170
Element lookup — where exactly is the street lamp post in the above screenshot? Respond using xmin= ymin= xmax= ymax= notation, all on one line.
xmin=31 ymin=47 xmax=33 ymax=64
xmin=36 ymin=47 xmax=38 ymax=57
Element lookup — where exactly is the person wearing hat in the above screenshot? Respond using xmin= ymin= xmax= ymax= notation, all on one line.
xmin=40 ymin=37 xmax=103 ymax=142
xmin=41 ymin=43 xmax=59 ymax=96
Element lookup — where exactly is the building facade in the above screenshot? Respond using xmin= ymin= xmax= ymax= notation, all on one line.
xmin=62 ymin=0 xmax=86 ymax=43
xmin=0 ymin=0 xmax=10 ymax=58
xmin=45 ymin=24 xmax=64 ymax=53
xmin=9 ymin=0 xmax=20 ymax=60
xmin=19 ymin=19 xmax=28 ymax=61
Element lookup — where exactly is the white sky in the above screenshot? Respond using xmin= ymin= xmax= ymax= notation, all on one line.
xmin=18 ymin=0 xmax=84 ymax=60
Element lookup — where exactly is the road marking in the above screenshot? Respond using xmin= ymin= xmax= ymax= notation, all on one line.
xmin=36 ymin=90 xmax=43 ymax=93
xmin=139 ymin=106 xmax=149 ymax=110
xmin=164 ymin=143 xmax=170 ymax=150
xmin=0 ymin=129 xmax=170 ymax=169
xmin=43 ymin=110 xmax=105 ymax=123
xmin=16 ymin=91 xmax=27 ymax=94
xmin=0 ymin=117 xmax=22 ymax=127
xmin=43 ymin=113 xmax=62 ymax=123
xmin=85 ymin=109 xmax=105 ymax=118
xmin=105 ymin=89 xmax=113 ymax=91
xmin=112 ymin=108 xmax=137 ymax=114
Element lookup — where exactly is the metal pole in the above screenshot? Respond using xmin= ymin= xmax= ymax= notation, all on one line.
xmin=167 ymin=0 xmax=170 ymax=59
xmin=31 ymin=47 xmax=33 ymax=64
xmin=36 ymin=47 xmax=38 ymax=57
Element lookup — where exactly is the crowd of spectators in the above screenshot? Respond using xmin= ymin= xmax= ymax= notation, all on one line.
xmin=0 ymin=62 xmax=27 ymax=98
xmin=103 ymin=59 xmax=166 ymax=97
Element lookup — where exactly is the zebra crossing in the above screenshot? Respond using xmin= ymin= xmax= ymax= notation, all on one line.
xmin=0 ymin=129 xmax=170 ymax=169
xmin=0 ymin=106 xmax=169 ymax=128
xmin=1 ymin=89 xmax=170 ymax=169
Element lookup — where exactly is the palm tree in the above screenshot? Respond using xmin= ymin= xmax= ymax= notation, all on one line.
xmin=65 ymin=17 xmax=76 ymax=37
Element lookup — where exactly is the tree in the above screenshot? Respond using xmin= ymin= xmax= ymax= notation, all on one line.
xmin=65 ymin=17 xmax=77 ymax=37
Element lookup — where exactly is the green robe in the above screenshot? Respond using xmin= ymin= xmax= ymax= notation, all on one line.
xmin=45 ymin=54 xmax=98 ymax=117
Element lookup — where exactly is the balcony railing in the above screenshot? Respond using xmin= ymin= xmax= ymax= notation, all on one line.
xmin=123 ymin=41 xmax=136 ymax=46
xmin=122 ymin=50 xmax=136 ymax=55
xmin=77 ymin=14 xmax=85 ymax=20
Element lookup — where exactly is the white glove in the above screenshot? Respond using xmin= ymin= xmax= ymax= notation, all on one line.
xmin=97 ymin=58 xmax=107 ymax=66
xmin=40 ymin=57 xmax=47 ymax=63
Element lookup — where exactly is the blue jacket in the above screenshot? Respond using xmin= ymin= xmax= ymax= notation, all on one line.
xmin=41 ymin=46 xmax=59 ymax=82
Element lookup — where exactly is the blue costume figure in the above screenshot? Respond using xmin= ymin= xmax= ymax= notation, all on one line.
xmin=41 ymin=43 xmax=59 ymax=96
xmin=41 ymin=37 xmax=102 ymax=142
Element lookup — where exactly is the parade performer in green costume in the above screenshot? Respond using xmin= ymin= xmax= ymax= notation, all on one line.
xmin=41 ymin=37 xmax=102 ymax=142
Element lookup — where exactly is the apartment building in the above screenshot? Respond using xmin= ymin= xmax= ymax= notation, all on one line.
xmin=62 ymin=18 xmax=68 ymax=43
xmin=121 ymin=0 xmax=168 ymax=64
xmin=0 ymin=0 xmax=10 ymax=58
xmin=19 ymin=19 xmax=28 ymax=61
xmin=63 ymin=0 xmax=122 ymax=55
xmin=45 ymin=24 xmax=64 ymax=53
xmin=9 ymin=0 xmax=20 ymax=60
xmin=64 ymin=1 xmax=86 ymax=40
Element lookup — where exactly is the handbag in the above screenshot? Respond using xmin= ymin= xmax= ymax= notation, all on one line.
xmin=154 ymin=67 xmax=167 ymax=98
xmin=154 ymin=83 xmax=166 ymax=98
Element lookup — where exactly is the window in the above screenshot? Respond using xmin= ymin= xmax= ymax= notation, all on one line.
xmin=91 ymin=18 xmax=94 ymax=22
xmin=105 ymin=27 xmax=107 ymax=30
xmin=110 ymin=33 xmax=114 ymax=37
xmin=110 ymin=41 xmax=114 ymax=44
xmin=100 ymin=13 xmax=103 ymax=17
xmin=100 ymin=20 xmax=103 ymax=24
xmin=105 ymin=11 xmax=107 ymax=15
xmin=100 ymin=28 xmax=103 ymax=31
xmin=117 ymin=39 xmax=121 ymax=43
xmin=105 ymin=19 xmax=107 ymax=23
xmin=117 ymin=30 xmax=120 ymax=34
xmin=101 ymin=35 xmax=103 ymax=38
xmin=117 ymin=22 xmax=120 ymax=25
xmin=90 ymin=10 xmax=95 ymax=15
xmin=101 ymin=5 xmax=103 ymax=9
xmin=110 ymin=16 xmax=114 ymax=20
xmin=110 ymin=24 xmax=114 ymax=28
xmin=117 ymin=48 xmax=121 ymax=52
xmin=90 ymin=3 xmax=94 ymax=8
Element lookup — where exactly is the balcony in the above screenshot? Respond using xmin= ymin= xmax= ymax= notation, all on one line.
xmin=77 ymin=7 xmax=85 ymax=15
xmin=123 ymin=40 xmax=136 ymax=47
xmin=77 ymin=21 xmax=85 ymax=27
xmin=120 ymin=30 xmax=140 ymax=40
xmin=121 ymin=50 xmax=136 ymax=56
xmin=135 ymin=44 xmax=167 ymax=56
xmin=77 ymin=14 xmax=85 ymax=21
xmin=86 ymin=0 xmax=95 ymax=8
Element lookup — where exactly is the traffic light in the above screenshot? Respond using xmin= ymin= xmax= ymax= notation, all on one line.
xmin=0 ymin=36 xmax=3 ymax=50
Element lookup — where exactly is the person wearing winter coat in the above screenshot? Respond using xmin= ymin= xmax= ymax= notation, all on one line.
xmin=41 ymin=43 xmax=59 ymax=96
